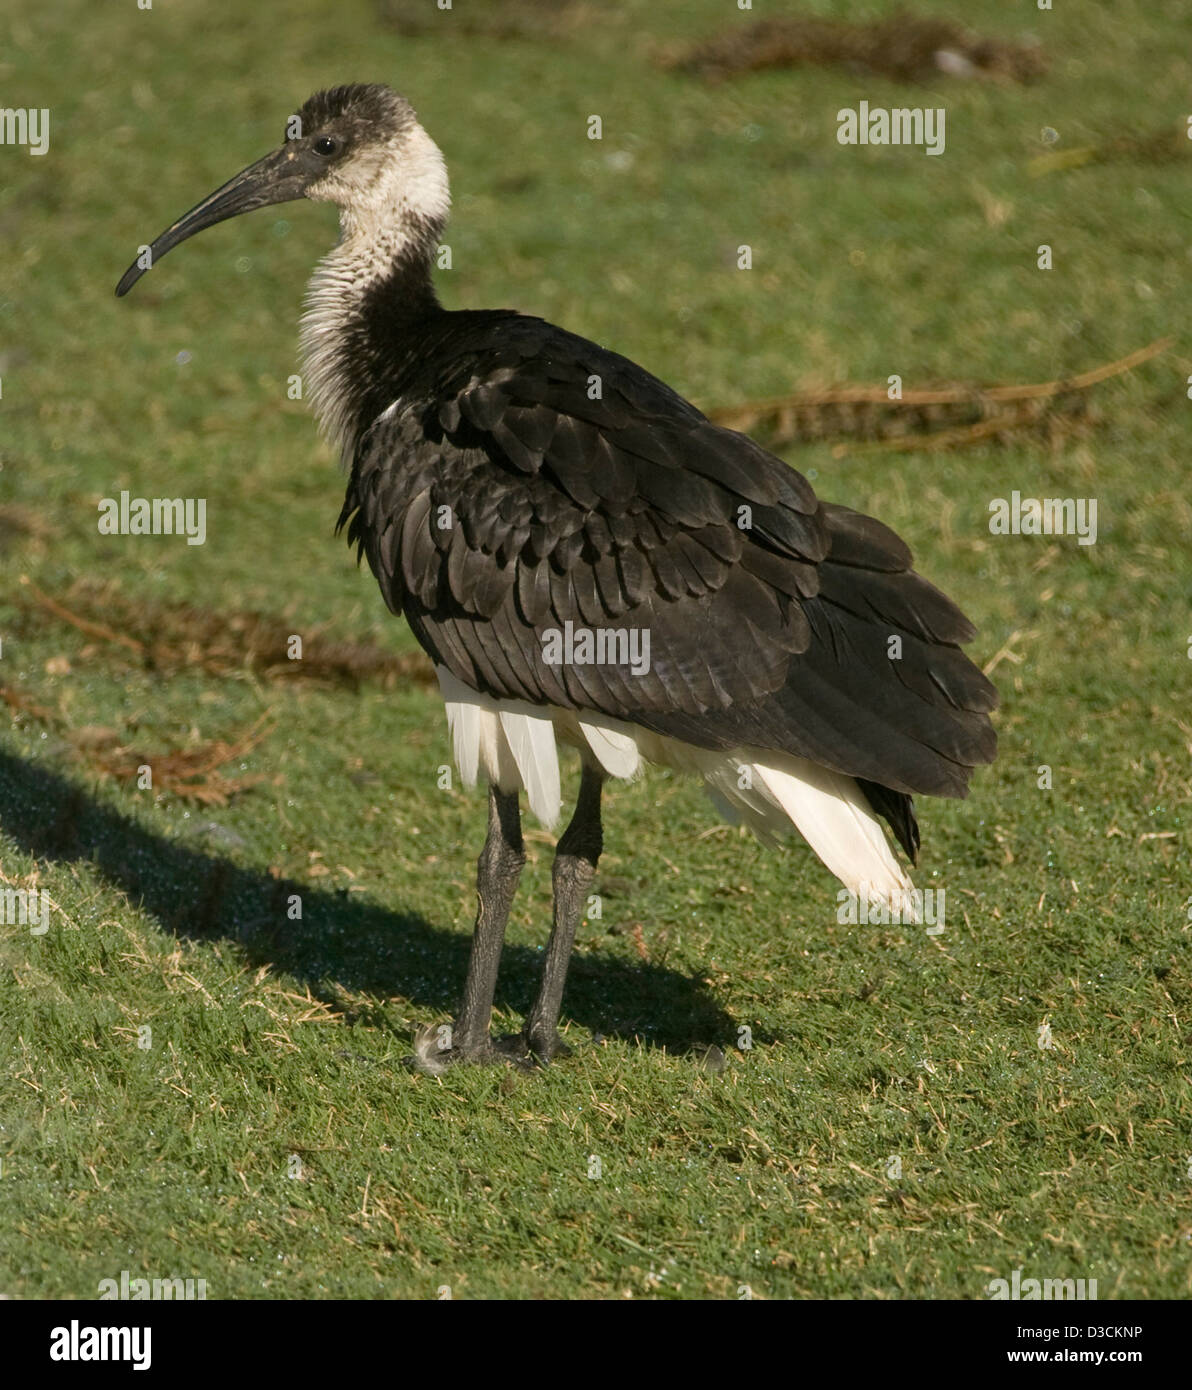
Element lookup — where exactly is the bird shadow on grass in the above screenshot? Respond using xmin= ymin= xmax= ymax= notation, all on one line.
xmin=0 ymin=750 xmax=732 ymax=1055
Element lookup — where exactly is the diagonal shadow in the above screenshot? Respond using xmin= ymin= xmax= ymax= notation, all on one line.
xmin=0 ymin=749 xmax=731 ymax=1052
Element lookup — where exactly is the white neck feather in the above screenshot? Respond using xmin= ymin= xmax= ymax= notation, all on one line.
xmin=299 ymin=125 xmax=449 ymax=458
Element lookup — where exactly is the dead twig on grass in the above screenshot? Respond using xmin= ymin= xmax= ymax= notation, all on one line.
xmin=1 ymin=678 xmax=274 ymax=807
xmin=664 ymin=13 xmax=1047 ymax=86
xmin=704 ymin=337 xmax=1171 ymax=453
xmin=15 ymin=579 xmax=436 ymax=690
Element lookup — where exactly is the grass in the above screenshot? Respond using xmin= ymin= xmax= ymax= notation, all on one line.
xmin=1 ymin=0 xmax=1190 ymax=1299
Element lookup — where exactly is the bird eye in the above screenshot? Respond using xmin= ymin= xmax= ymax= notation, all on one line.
xmin=313 ymin=135 xmax=339 ymax=157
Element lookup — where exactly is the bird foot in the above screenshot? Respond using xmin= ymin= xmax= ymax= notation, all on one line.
xmin=405 ymin=1024 xmax=537 ymax=1074
xmin=404 ymin=1024 xmax=575 ymax=1072
xmin=522 ymin=1029 xmax=573 ymax=1063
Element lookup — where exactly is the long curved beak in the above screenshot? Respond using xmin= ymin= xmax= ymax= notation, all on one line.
xmin=116 ymin=144 xmax=311 ymax=297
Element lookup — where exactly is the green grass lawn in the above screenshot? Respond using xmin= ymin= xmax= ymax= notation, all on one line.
xmin=2 ymin=0 xmax=1190 ymax=1299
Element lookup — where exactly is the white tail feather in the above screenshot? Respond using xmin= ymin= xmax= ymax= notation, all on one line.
xmin=750 ymin=761 xmax=916 ymax=912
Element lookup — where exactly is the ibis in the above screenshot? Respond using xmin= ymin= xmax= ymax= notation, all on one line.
xmin=116 ymin=84 xmax=997 ymax=1066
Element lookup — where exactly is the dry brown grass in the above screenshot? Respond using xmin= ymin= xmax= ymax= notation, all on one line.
xmin=663 ymin=12 xmax=1048 ymax=85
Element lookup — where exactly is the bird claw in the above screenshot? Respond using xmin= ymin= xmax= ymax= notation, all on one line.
xmin=524 ymin=1031 xmax=572 ymax=1063
xmin=490 ymin=1032 xmax=541 ymax=1069
xmin=403 ymin=1023 xmax=574 ymax=1073
xmin=404 ymin=1024 xmax=538 ymax=1073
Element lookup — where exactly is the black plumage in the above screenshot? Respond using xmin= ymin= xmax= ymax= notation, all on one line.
xmin=338 ymin=310 xmax=996 ymax=831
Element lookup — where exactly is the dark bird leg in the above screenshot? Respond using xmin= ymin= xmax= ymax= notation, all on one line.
xmin=522 ymin=762 xmax=604 ymax=1062
xmin=450 ymin=784 xmax=525 ymax=1061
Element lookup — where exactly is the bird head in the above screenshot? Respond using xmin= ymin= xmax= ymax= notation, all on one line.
xmin=115 ymin=84 xmax=449 ymax=297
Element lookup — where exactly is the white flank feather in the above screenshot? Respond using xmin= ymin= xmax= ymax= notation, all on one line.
xmin=444 ymin=696 xmax=482 ymax=787
xmin=438 ymin=667 xmax=486 ymax=786
xmin=498 ymin=709 xmax=561 ymax=828
xmin=578 ymin=718 xmax=642 ymax=779
xmin=436 ymin=666 xmax=520 ymax=793
xmin=477 ymin=707 xmax=511 ymax=789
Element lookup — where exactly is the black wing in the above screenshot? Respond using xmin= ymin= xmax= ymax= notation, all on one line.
xmin=338 ymin=312 xmax=997 ymax=824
